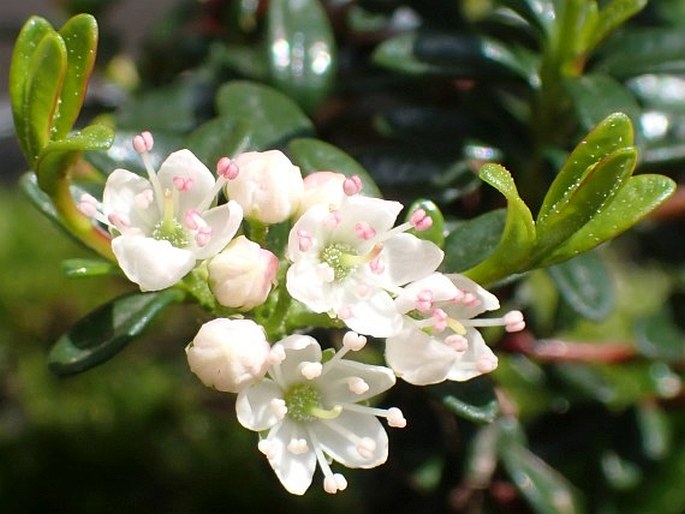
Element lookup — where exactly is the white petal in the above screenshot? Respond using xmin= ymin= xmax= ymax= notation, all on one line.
xmin=385 ymin=321 xmax=456 ymax=385
xmin=381 ymin=233 xmax=444 ymax=286
xmin=312 ymin=411 xmax=388 ymax=468
xmin=445 ymin=328 xmax=498 ymax=382
xmin=275 ymin=335 xmax=323 ymax=386
xmin=395 ymin=272 xmax=460 ymax=313
xmin=445 ymin=274 xmax=500 ymax=319
xmin=331 ymin=195 xmax=402 ymax=249
xmin=286 ymin=204 xmax=329 ymax=261
xmin=235 ymin=378 xmax=283 ymax=431
xmin=191 ymin=200 xmax=243 ymax=259
xmin=157 ymin=149 xmax=215 ymax=213
xmin=112 ymin=235 xmax=195 ymax=291
xmin=318 ymin=359 xmax=395 ymax=404
xmin=102 ymin=169 xmax=158 ymax=232
xmin=337 ymin=286 xmax=403 ymax=338
xmin=285 ymin=257 xmax=338 ymax=313
xmin=265 ymin=421 xmax=316 ymax=495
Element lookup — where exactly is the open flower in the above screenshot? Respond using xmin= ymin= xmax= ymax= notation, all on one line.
xmin=286 ymin=177 xmax=444 ymax=338
xmin=385 ymin=273 xmax=525 ymax=385
xmin=236 ymin=332 xmax=406 ymax=495
xmin=79 ymin=133 xmax=243 ymax=291
xmin=186 ymin=318 xmax=271 ymax=393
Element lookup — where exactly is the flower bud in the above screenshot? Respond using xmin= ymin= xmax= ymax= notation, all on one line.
xmin=186 ymin=318 xmax=271 ymax=393
xmin=297 ymin=171 xmax=347 ymax=216
xmin=229 ymin=150 xmax=304 ymax=224
xmin=208 ymin=236 xmax=278 ymax=311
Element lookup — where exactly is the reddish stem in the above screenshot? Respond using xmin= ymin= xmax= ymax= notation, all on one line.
xmin=501 ymin=331 xmax=636 ymax=363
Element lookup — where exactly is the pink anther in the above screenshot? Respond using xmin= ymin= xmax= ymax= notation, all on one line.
xmin=415 ymin=289 xmax=434 ymax=313
xmin=173 ymin=175 xmax=194 ymax=191
xmin=369 ymin=255 xmax=385 ymax=275
xmin=343 ymin=175 xmax=363 ymax=196
xmin=184 ymin=209 xmax=203 ymax=230
xmin=324 ymin=210 xmax=342 ymax=228
xmin=132 ymin=131 xmax=154 ymax=153
xmin=107 ymin=213 xmax=129 ymax=230
xmin=445 ymin=334 xmax=468 ymax=352
xmin=504 ymin=310 xmax=526 ymax=332
xmin=432 ymin=308 xmax=448 ymax=332
xmin=78 ymin=193 xmax=98 ymax=217
xmin=409 ymin=208 xmax=433 ymax=231
xmin=297 ymin=229 xmax=313 ymax=252
xmin=354 ymin=221 xmax=376 ymax=240
xmin=217 ymin=157 xmax=239 ymax=180
xmin=195 ymin=226 xmax=212 ymax=247
xmin=462 ymin=293 xmax=480 ymax=307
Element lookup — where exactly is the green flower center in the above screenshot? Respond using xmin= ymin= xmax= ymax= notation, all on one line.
xmin=152 ymin=218 xmax=188 ymax=247
xmin=320 ymin=243 xmax=357 ymax=281
xmin=284 ymin=383 xmax=322 ymax=422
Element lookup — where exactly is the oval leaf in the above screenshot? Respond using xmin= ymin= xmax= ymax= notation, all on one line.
xmin=547 ymin=251 xmax=615 ymax=321
xmin=405 ymin=199 xmax=445 ymax=248
xmin=444 ymin=209 xmax=505 ymax=273
xmin=48 ymin=289 xmax=186 ymax=376
xmin=266 ymin=0 xmax=336 ymax=112
xmin=61 ymin=258 xmax=118 ymax=278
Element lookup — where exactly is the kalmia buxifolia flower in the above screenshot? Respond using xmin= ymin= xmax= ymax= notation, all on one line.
xmin=296 ymin=171 xmax=347 ymax=216
xmin=208 ymin=235 xmax=279 ymax=311
xmin=236 ymin=331 xmax=406 ymax=495
xmin=286 ymin=176 xmax=443 ymax=337
xmin=186 ymin=318 xmax=272 ymax=393
xmin=78 ymin=132 xmax=243 ymax=291
xmin=227 ymin=150 xmax=304 ymax=224
xmin=385 ymin=273 xmax=525 ymax=385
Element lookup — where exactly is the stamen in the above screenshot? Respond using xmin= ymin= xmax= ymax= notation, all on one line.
xmin=432 ymin=309 xmax=448 ymax=332
xmin=369 ymin=255 xmax=385 ymax=275
xmin=445 ymin=334 xmax=468 ymax=352
xmin=216 ymin=156 xmax=239 ymax=180
xmin=306 ymin=428 xmax=347 ymax=494
xmin=78 ymin=193 xmax=98 ymax=217
xmin=108 ymin=212 xmax=130 ymax=231
xmin=132 ymin=131 xmax=153 ymax=153
xmin=347 ymin=376 xmax=369 ymax=395
xmin=287 ymin=438 xmax=309 ymax=455
xmin=462 ymin=293 xmax=480 ymax=307
xmin=270 ymin=398 xmax=288 ymax=419
xmin=342 ymin=332 xmax=367 ymax=351
xmin=409 ymin=208 xmax=433 ymax=231
xmin=173 ymin=175 xmax=194 ymax=191
xmin=415 ymin=289 xmax=434 ymax=313
xmin=343 ymin=175 xmax=362 ymax=196
xmin=297 ymin=229 xmax=313 ymax=252
xmin=323 ymin=474 xmax=348 ymax=494
xmin=299 ymin=361 xmax=323 ymax=380
xmin=340 ymin=243 xmax=383 ymax=268
xmin=504 ymin=310 xmax=526 ymax=332
xmin=134 ymin=189 xmax=154 ymax=210
xmin=386 ymin=407 xmax=407 ymax=428
xmin=354 ymin=222 xmax=376 ymax=240
xmin=195 ymin=226 xmax=212 ymax=247
xmin=324 ymin=210 xmax=342 ymax=228
xmin=257 ymin=439 xmax=277 ymax=459
xmin=342 ymin=403 xmax=407 ymax=428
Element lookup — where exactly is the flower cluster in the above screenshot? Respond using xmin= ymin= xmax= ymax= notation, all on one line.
xmin=82 ymin=132 xmax=525 ymax=495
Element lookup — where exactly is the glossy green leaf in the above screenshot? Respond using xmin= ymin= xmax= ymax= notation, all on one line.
xmin=36 ymin=124 xmax=115 ymax=191
xmin=598 ymin=28 xmax=685 ymax=78
xmin=547 ymin=251 xmax=615 ymax=321
xmin=9 ymin=16 xmax=54 ymax=163
xmin=287 ymin=138 xmax=381 ymax=197
xmin=538 ymin=113 xmax=633 ymax=223
xmin=48 ymin=289 xmax=186 ymax=376
xmin=24 ymin=32 xmax=67 ymax=165
xmin=185 ymin=117 xmax=252 ymax=166
xmin=583 ymin=0 xmax=647 ymax=55
xmin=443 ymin=209 xmax=505 ymax=273
xmin=535 ymin=147 xmax=637 ymax=256
xmin=546 ymin=174 xmax=676 ymax=263
xmin=405 ymin=199 xmax=445 ymax=248
xmin=19 ymin=171 xmax=63 ymax=230
xmin=266 ymin=0 xmax=336 ymax=113
xmin=463 ymin=164 xmax=536 ymax=285
xmin=51 ymin=14 xmax=98 ymax=139
xmin=437 ymin=376 xmax=500 ymax=424
xmin=216 ymin=81 xmax=314 ymax=150
xmin=505 ymin=0 xmax=557 ymax=35
xmin=566 ymin=74 xmax=641 ymax=131
xmin=634 ymin=308 xmax=685 ymax=363
xmin=61 ymin=258 xmax=118 ymax=278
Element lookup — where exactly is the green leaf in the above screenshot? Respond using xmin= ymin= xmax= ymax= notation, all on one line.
xmin=405 ymin=199 xmax=445 ymax=248
xmin=586 ymin=0 xmax=648 ymax=52
xmin=547 ymin=251 xmax=615 ymax=321
xmin=9 ymin=16 xmax=54 ymax=163
xmin=601 ymin=451 xmax=642 ymax=490
xmin=634 ymin=307 xmax=685 ymax=363
xmin=287 ymin=138 xmax=381 ymax=197
xmin=463 ymin=164 xmax=536 ymax=285
xmin=565 ymin=74 xmax=641 ymax=131
xmin=436 ymin=376 xmax=499 ymax=424
xmin=497 ymin=419 xmax=583 ymax=514
xmin=266 ymin=0 xmax=336 ymax=112
xmin=24 ymin=31 xmax=68 ymax=165
xmin=636 ymin=401 xmax=671 ymax=460
xmin=216 ymin=81 xmax=314 ymax=150
xmin=61 ymin=258 xmax=118 ymax=278
xmin=546 ymin=174 xmax=676 ymax=262
xmin=185 ymin=117 xmax=252 ymax=166
xmin=443 ymin=209 xmax=505 ymax=273
xmin=52 ymin=14 xmax=99 ymax=139
xmin=48 ymin=289 xmax=186 ymax=376
xmin=538 ymin=112 xmax=633 ymax=223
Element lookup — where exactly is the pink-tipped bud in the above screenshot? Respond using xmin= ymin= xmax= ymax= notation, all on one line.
xmin=504 ymin=310 xmax=525 ymax=332
xmin=217 ymin=157 xmax=239 ymax=180
xmin=409 ymin=208 xmax=433 ymax=231
xmin=132 ymin=131 xmax=153 ymax=153
xmin=343 ymin=175 xmax=363 ymax=196
xmin=354 ymin=221 xmax=376 ymax=240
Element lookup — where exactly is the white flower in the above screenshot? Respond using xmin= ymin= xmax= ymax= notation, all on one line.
xmin=228 ymin=150 xmax=304 ymax=224
xmin=236 ymin=331 xmax=406 ymax=495
xmin=385 ymin=273 xmax=525 ymax=385
xmin=186 ymin=318 xmax=271 ymax=393
xmin=208 ymin=235 xmax=279 ymax=311
xmin=79 ymin=133 xmax=243 ymax=291
xmin=286 ymin=177 xmax=443 ymax=338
